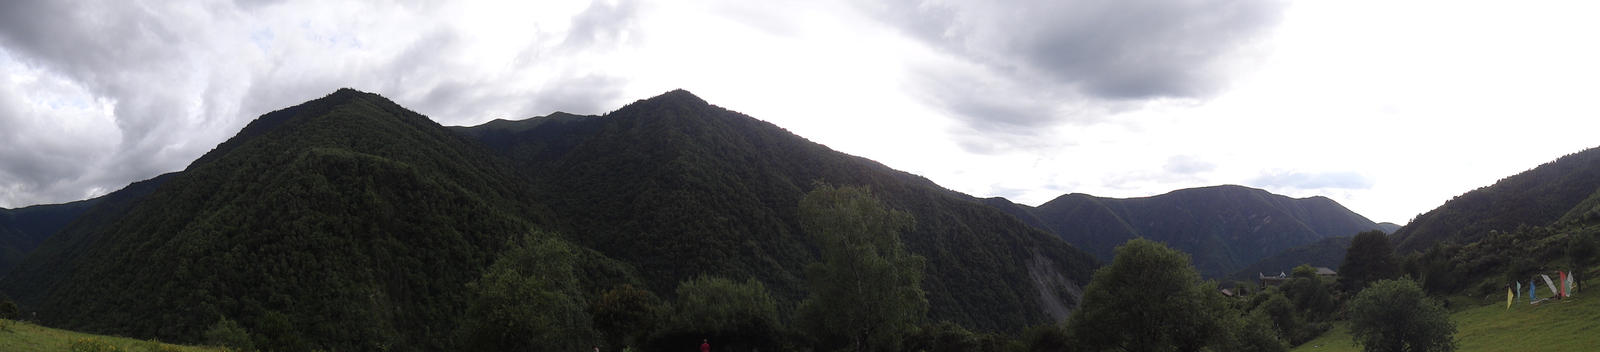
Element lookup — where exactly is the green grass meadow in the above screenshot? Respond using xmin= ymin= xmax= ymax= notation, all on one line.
xmin=0 ymin=319 xmax=226 ymax=352
xmin=1293 ymin=289 xmax=1600 ymax=352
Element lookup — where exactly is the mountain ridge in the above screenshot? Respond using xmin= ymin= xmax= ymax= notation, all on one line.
xmin=990 ymin=184 xmax=1383 ymax=278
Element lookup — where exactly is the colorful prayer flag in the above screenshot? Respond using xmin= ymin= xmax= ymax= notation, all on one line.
xmin=1507 ymin=287 xmax=1513 ymax=309
xmin=1544 ymin=274 xmax=1559 ymax=296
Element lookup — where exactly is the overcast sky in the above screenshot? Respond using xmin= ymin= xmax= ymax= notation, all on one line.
xmin=2 ymin=0 xmax=1597 ymax=224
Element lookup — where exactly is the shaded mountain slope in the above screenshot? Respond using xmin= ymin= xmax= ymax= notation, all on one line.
xmin=1226 ymin=236 xmax=1353 ymax=283
xmin=0 ymin=89 xmax=551 ymax=350
xmin=460 ymin=89 xmax=1099 ymax=331
xmin=0 ymin=188 xmax=125 ymax=276
xmin=997 ymin=185 xmax=1381 ymax=278
xmin=1392 ymin=146 xmax=1600 ymax=252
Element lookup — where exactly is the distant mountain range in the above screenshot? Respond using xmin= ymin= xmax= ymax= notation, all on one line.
xmin=984 ymin=185 xmax=1385 ymax=278
xmin=0 ymin=89 xmax=1095 ymax=350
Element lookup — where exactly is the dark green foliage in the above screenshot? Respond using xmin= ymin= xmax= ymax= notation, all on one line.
xmin=203 ymin=317 xmax=255 ymax=351
xmin=467 ymin=89 xmax=1096 ymax=332
xmin=653 ymin=276 xmax=783 ymax=352
xmin=1066 ymin=239 xmax=1228 ymax=352
xmin=2 ymin=88 xmax=1097 ymax=349
xmin=592 ymin=284 xmax=665 ymax=349
xmin=1019 ymin=323 xmax=1071 ymax=352
xmin=0 ymin=89 xmax=541 ymax=351
xmin=1228 ymin=236 xmax=1352 ymax=283
xmin=0 ymin=295 xmax=17 ymax=320
xmin=459 ymin=233 xmax=595 ymax=351
xmin=1568 ymin=230 xmax=1597 ymax=292
xmin=1221 ymin=306 xmax=1288 ymax=352
xmin=0 ymin=197 xmax=101 ymax=275
xmin=1347 ymin=279 xmax=1456 ymax=352
xmin=901 ymin=320 xmax=1016 ymax=352
xmin=795 ymin=184 xmax=927 ymax=352
xmin=1340 ymin=230 xmax=1400 ymax=291
xmin=1281 ymin=265 xmax=1337 ymax=322
xmin=1006 ymin=185 xmax=1382 ymax=278
xmin=1392 ymin=146 xmax=1600 ymax=252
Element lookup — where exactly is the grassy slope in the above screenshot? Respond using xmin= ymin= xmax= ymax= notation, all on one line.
xmin=0 ymin=319 xmax=224 ymax=352
xmin=1292 ymin=290 xmax=1600 ymax=352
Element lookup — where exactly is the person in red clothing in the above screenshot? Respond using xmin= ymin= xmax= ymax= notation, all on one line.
xmin=700 ymin=338 xmax=710 ymax=352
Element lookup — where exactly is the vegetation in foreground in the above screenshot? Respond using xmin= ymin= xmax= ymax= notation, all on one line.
xmin=0 ymin=318 xmax=224 ymax=352
xmin=1293 ymin=287 xmax=1600 ymax=352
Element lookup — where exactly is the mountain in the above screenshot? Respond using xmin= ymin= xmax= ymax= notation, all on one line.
xmin=457 ymin=89 xmax=1097 ymax=332
xmin=1376 ymin=222 xmax=1402 ymax=234
xmin=0 ymin=89 xmax=1097 ymax=349
xmin=0 ymin=198 xmax=100 ymax=275
xmin=1226 ymin=236 xmax=1353 ymax=283
xmin=1391 ymin=146 xmax=1600 ymax=252
xmin=991 ymin=185 xmax=1383 ymax=278
xmin=0 ymin=89 xmax=548 ymax=350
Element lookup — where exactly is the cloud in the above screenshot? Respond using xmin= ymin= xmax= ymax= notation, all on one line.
xmin=0 ymin=0 xmax=640 ymax=208
xmin=865 ymin=0 xmax=1288 ymax=152
xmin=1164 ymin=155 xmax=1217 ymax=175
xmin=1249 ymin=170 xmax=1374 ymax=190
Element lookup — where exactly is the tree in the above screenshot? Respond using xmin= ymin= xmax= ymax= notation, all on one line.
xmin=0 ymin=296 xmax=18 ymax=320
xmin=592 ymin=284 xmax=665 ymax=350
xmin=203 ymin=317 xmax=256 ymax=351
xmin=659 ymin=276 xmax=783 ymax=351
xmin=1569 ymin=229 xmax=1597 ymax=292
xmin=1340 ymin=230 xmax=1400 ymax=292
xmin=795 ymin=184 xmax=927 ymax=352
xmin=1281 ymin=265 xmax=1336 ymax=324
xmin=1066 ymin=238 xmax=1228 ymax=352
xmin=1347 ymin=279 xmax=1456 ymax=352
xmin=459 ymin=232 xmax=594 ymax=351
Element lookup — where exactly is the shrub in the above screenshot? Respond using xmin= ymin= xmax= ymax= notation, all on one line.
xmin=204 ymin=317 xmax=256 ymax=351
xmin=69 ymin=338 xmax=123 ymax=352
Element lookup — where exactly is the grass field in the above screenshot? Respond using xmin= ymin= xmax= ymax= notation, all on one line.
xmin=1292 ymin=289 xmax=1600 ymax=352
xmin=0 ymin=319 xmax=226 ymax=352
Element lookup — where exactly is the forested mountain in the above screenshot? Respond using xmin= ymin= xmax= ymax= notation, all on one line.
xmin=0 ymin=88 xmax=1097 ymax=350
xmin=0 ymin=89 xmax=549 ymax=350
xmin=457 ymin=89 xmax=1097 ymax=332
xmin=1391 ymin=146 xmax=1600 ymax=252
xmin=988 ymin=185 xmax=1382 ymax=278
xmin=0 ymin=199 xmax=99 ymax=275
xmin=1226 ymin=236 xmax=1353 ymax=283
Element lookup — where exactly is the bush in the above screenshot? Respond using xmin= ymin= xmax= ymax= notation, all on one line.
xmin=204 ymin=317 xmax=256 ymax=351
xmin=0 ymin=297 xmax=18 ymax=320
xmin=69 ymin=338 xmax=123 ymax=352
xmin=1348 ymin=279 xmax=1456 ymax=352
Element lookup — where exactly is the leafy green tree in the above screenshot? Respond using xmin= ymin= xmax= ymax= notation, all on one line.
xmin=203 ymin=317 xmax=256 ymax=351
xmin=660 ymin=276 xmax=783 ymax=351
xmin=1347 ymin=279 xmax=1456 ymax=352
xmin=592 ymin=284 xmax=665 ymax=350
xmin=1569 ymin=230 xmax=1597 ymax=292
xmin=1019 ymin=323 xmax=1072 ymax=352
xmin=795 ymin=184 xmax=927 ymax=352
xmin=0 ymin=296 xmax=18 ymax=320
xmin=1066 ymin=238 xmax=1227 ymax=352
xmin=1281 ymin=264 xmax=1336 ymax=323
xmin=1340 ymin=230 xmax=1400 ymax=292
xmin=1223 ymin=308 xmax=1288 ymax=352
xmin=459 ymin=233 xmax=594 ymax=351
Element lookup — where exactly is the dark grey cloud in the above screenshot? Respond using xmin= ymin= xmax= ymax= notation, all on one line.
xmin=865 ymin=0 xmax=1287 ymax=152
xmin=0 ymin=0 xmax=639 ymax=207
xmin=1250 ymin=171 xmax=1374 ymax=190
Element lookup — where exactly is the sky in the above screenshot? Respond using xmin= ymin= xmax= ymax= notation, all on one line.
xmin=2 ymin=0 xmax=1598 ymax=224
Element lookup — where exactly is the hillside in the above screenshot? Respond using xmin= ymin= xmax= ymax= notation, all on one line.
xmin=0 ymin=89 xmax=548 ymax=351
xmin=1227 ymin=236 xmax=1353 ymax=283
xmin=458 ymin=89 xmax=1098 ymax=331
xmin=993 ymin=185 xmax=1383 ymax=278
xmin=1291 ymin=288 xmax=1600 ymax=352
xmin=0 ymin=199 xmax=99 ymax=275
xmin=1392 ymin=146 xmax=1600 ymax=252
xmin=0 ymin=318 xmax=224 ymax=352
xmin=0 ymin=88 xmax=1098 ymax=349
